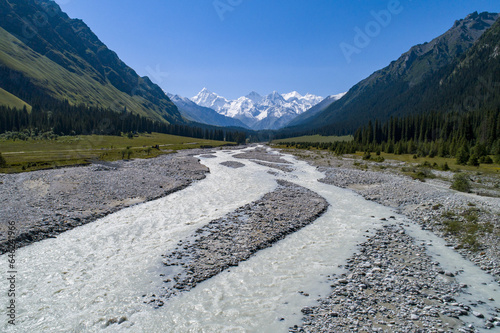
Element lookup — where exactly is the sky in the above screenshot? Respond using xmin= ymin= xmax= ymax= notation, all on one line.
xmin=54 ymin=0 xmax=500 ymax=100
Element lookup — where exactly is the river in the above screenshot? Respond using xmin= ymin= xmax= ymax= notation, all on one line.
xmin=1 ymin=146 xmax=499 ymax=332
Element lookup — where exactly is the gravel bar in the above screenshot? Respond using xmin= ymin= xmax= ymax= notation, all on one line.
xmin=146 ymin=179 xmax=329 ymax=307
xmin=0 ymin=150 xmax=209 ymax=254
xmin=292 ymin=224 xmax=477 ymax=333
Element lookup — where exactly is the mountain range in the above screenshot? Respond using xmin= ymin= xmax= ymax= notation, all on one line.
xmin=283 ymin=11 xmax=500 ymax=136
xmin=167 ymin=93 xmax=249 ymax=129
xmin=190 ymin=88 xmax=329 ymax=130
xmin=0 ymin=1 xmax=498 ymax=144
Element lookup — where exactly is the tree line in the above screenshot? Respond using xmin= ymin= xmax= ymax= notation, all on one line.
xmin=279 ymin=106 xmax=500 ymax=165
xmin=0 ymin=101 xmax=247 ymax=144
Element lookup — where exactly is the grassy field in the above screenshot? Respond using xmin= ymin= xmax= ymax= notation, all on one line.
xmin=365 ymin=152 xmax=500 ymax=174
xmin=0 ymin=133 xmax=234 ymax=173
xmin=273 ymin=135 xmax=353 ymax=144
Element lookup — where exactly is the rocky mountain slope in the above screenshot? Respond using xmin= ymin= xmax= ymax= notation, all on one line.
xmin=285 ymin=11 xmax=499 ymax=135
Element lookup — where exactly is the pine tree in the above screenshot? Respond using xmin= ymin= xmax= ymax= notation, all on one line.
xmin=456 ymin=143 xmax=470 ymax=165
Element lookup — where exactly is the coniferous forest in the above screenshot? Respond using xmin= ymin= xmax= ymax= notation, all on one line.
xmin=279 ymin=106 xmax=500 ymax=165
xmin=0 ymin=101 xmax=248 ymax=144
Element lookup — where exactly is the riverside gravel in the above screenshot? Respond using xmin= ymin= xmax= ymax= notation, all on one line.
xmin=147 ymin=179 xmax=329 ymax=307
xmin=0 ymin=150 xmax=209 ymax=254
xmin=278 ymin=149 xmax=500 ymax=332
xmin=3 ymin=144 xmax=499 ymax=332
xmin=291 ymin=224 xmax=474 ymax=333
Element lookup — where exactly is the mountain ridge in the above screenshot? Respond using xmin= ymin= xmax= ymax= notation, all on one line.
xmin=167 ymin=93 xmax=250 ymax=129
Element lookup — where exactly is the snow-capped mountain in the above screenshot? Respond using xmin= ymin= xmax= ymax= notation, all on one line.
xmin=191 ymin=88 xmax=324 ymax=130
xmin=167 ymin=93 xmax=249 ymax=129
xmin=285 ymin=92 xmax=347 ymax=128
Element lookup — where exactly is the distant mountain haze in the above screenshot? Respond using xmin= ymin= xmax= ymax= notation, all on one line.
xmin=167 ymin=93 xmax=250 ymax=129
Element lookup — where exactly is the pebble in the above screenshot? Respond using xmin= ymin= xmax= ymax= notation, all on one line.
xmin=291 ymin=225 xmax=468 ymax=332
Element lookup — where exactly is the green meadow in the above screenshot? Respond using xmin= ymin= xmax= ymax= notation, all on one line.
xmin=0 ymin=133 xmax=234 ymax=173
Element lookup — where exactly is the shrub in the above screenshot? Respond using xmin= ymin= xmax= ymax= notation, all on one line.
xmin=467 ymin=155 xmax=479 ymax=167
xmin=456 ymin=145 xmax=470 ymax=165
xmin=451 ymin=173 xmax=471 ymax=193
xmin=479 ymin=156 xmax=493 ymax=164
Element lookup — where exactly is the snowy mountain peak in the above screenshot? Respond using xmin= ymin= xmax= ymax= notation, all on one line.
xmin=245 ymin=91 xmax=263 ymax=103
xmin=283 ymin=91 xmax=303 ymax=101
xmin=264 ymin=91 xmax=286 ymax=103
xmin=191 ymin=88 xmax=324 ymax=130
xmin=192 ymin=88 xmax=229 ymax=112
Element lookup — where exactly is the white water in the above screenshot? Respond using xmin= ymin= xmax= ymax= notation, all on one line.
xmin=1 ymin=147 xmax=498 ymax=332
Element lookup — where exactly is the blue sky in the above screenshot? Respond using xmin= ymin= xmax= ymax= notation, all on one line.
xmin=54 ymin=0 xmax=500 ymax=100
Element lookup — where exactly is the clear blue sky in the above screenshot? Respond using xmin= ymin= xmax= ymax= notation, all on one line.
xmin=54 ymin=0 xmax=500 ymax=100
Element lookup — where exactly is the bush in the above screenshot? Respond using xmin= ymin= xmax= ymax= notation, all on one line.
xmin=467 ymin=155 xmax=479 ymax=166
xmin=456 ymin=144 xmax=469 ymax=165
xmin=451 ymin=173 xmax=471 ymax=193
xmin=479 ymin=156 xmax=493 ymax=164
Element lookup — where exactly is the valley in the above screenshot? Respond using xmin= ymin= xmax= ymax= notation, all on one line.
xmin=1 ymin=145 xmax=499 ymax=332
xmin=1 ymin=0 xmax=500 ymax=332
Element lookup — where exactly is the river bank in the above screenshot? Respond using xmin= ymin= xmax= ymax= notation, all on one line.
xmin=280 ymin=149 xmax=500 ymax=281
xmin=278 ymin=148 xmax=500 ymax=332
xmin=147 ymin=179 xmax=328 ymax=307
xmin=2 ymin=145 xmax=499 ymax=332
xmin=0 ymin=149 xmax=210 ymax=254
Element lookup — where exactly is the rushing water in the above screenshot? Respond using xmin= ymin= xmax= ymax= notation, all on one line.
xmin=1 ymin=147 xmax=498 ymax=332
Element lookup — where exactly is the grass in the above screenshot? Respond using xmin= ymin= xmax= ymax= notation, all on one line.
xmin=372 ymin=152 xmax=500 ymax=174
xmin=439 ymin=208 xmax=494 ymax=251
xmin=0 ymin=87 xmax=31 ymax=111
xmin=273 ymin=135 xmax=354 ymax=144
xmin=0 ymin=132 xmax=234 ymax=173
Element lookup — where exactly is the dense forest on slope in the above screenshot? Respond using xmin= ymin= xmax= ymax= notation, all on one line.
xmin=278 ymin=14 xmax=500 ymax=164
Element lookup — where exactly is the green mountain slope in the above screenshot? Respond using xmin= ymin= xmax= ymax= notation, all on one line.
xmin=286 ymin=12 xmax=499 ymax=136
xmin=0 ymin=86 xmax=30 ymax=110
xmin=0 ymin=0 xmax=183 ymax=124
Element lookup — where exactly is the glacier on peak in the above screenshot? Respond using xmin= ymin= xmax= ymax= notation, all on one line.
xmin=190 ymin=88 xmax=326 ymax=130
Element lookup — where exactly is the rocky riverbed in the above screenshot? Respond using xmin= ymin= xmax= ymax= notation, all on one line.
xmin=291 ymin=223 xmax=500 ymax=333
xmin=275 ymin=148 xmax=500 ymax=332
xmin=280 ymin=149 xmax=500 ymax=282
xmin=146 ymin=179 xmax=329 ymax=307
xmin=0 ymin=150 xmax=209 ymax=254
